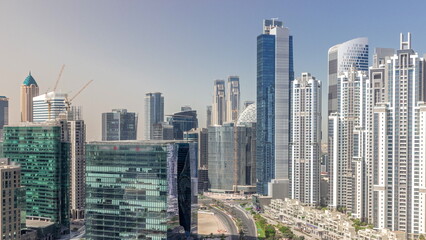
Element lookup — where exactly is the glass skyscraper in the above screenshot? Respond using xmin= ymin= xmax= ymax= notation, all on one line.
xmin=102 ymin=109 xmax=138 ymax=141
xmin=168 ymin=107 xmax=198 ymax=140
xmin=0 ymin=96 xmax=8 ymax=141
xmin=85 ymin=141 xmax=198 ymax=240
xmin=256 ymin=19 xmax=293 ymax=196
xmin=3 ymin=123 xmax=70 ymax=237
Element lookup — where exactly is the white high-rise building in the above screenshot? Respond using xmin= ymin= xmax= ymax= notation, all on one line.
xmin=373 ymin=33 xmax=426 ymax=237
xmin=144 ymin=92 xmax=164 ymax=140
xmin=33 ymin=91 xmax=67 ymax=122
xmin=290 ymin=73 xmax=321 ymax=205
xmin=329 ymin=69 xmax=368 ymax=213
xmin=226 ymin=76 xmax=240 ymax=122
xmin=212 ymin=80 xmax=226 ymax=125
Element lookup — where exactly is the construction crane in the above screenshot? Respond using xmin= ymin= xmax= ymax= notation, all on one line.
xmin=53 ymin=64 xmax=66 ymax=92
xmin=64 ymin=80 xmax=94 ymax=112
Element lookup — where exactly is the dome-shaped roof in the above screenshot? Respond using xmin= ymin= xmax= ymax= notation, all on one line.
xmin=237 ymin=103 xmax=256 ymax=125
xmin=23 ymin=72 xmax=38 ymax=87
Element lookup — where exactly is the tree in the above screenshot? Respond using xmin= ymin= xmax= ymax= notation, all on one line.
xmin=279 ymin=225 xmax=295 ymax=239
xmin=265 ymin=225 xmax=276 ymax=239
xmin=419 ymin=234 xmax=425 ymax=240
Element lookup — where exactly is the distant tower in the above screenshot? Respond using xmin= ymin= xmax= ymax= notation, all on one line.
xmin=20 ymin=72 xmax=39 ymax=122
xmin=102 ymin=109 xmax=138 ymax=141
xmin=206 ymin=105 xmax=212 ymax=127
xmin=0 ymin=96 xmax=8 ymax=140
xmin=226 ymin=76 xmax=240 ymax=122
xmin=212 ymin=80 xmax=226 ymax=125
xmin=144 ymin=92 xmax=164 ymax=140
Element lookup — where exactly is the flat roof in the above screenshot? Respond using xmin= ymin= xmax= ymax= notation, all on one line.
xmin=26 ymin=220 xmax=55 ymax=228
xmin=87 ymin=140 xmax=191 ymax=145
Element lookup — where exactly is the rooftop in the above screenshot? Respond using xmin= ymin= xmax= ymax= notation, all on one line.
xmin=23 ymin=72 xmax=38 ymax=87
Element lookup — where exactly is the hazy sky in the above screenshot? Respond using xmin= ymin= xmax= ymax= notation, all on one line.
xmin=1 ymin=0 xmax=426 ymax=141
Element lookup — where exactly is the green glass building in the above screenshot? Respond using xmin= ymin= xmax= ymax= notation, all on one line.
xmin=85 ymin=141 xmax=198 ymax=240
xmin=2 ymin=123 xmax=70 ymax=237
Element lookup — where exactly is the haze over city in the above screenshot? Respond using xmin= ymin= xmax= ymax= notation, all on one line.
xmin=1 ymin=0 xmax=426 ymax=140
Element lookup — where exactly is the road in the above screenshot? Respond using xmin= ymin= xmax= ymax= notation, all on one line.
xmin=232 ymin=205 xmax=257 ymax=238
xmin=209 ymin=206 xmax=239 ymax=240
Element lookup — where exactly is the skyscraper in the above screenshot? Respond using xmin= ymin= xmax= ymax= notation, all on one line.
xmin=373 ymin=33 xmax=426 ymax=237
xmin=85 ymin=141 xmax=198 ymax=239
xmin=226 ymin=76 xmax=240 ymax=122
xmin=144 ymin=92 xmax=164 ymax=140
xmin=290 ymin=73 xmax=321 ymax=205
xmin=102 ymin=109 xmax=138 ymax=141
xmin=206 ymin=105 xmax=212 ymax=127
xmin=0 ymin=96 xmax=8 ymax=140
xmin=0 ymin=159 xmax=22 ymax=240
xmin=168 ymin=107 xmax=198 ymax=140
xmin=33 ymin=91 xmax=67 ymax=122
xmin=184 ymin=128 xmax=209 ymax=192
xmin=328 ymin=37 xmax=369 ymax=115
xmin=3 ymin=122 xmax=70 ymax=237
xmin=256 ymin=19 xmax=293 ymax=196
xmin=212 ymin=80 xmax=226 ymax=125
xmin=20 ymin=72 xmax=39 ymax=122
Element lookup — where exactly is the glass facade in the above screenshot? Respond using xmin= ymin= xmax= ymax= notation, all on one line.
xmin=2 ymin=124 xmax=70 ymax=236
xmin=102 ymin=109 xmax=138 ymax=141
xmin=168 ymin=109 xmax=198 ymax=140
xmin=85 ymin=141 xmax=197 ymax=240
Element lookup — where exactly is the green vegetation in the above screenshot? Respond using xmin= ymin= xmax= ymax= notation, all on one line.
xmin=351 ymin=218 xmax=373 ymax=232
xmin=265 ymin=225 xmax=276 ymax=238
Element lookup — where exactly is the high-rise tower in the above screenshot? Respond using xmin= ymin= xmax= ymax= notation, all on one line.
xmin=20 ymin=72 xmax=39 ymax=122
xmin=256 ymin=19 xmax=293 ymax=196
xmin=102 ymin=109 xmax=138 ymax=141
xmin=33 ymin=92 xmax=67 ymax=122
xmin=290 ymin=73 xmax=321 ymax=205
xmin=144 ymin=92 xmax=164 ymax=140
xmin=212 ymin=80 xmax=226 ymax=125
xmin=226 ymin=76 xmax=240 ymax=122
xmin=0 ymin=96 xmax=8 ymax=140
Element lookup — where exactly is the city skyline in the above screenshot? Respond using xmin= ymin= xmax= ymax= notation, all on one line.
xmin=1 ymin=1 xmax=426 ymax=141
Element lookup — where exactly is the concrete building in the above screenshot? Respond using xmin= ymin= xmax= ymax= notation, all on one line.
xmin=0 ymin=96 xmax=8 ymax=140
xmin=3 ymin=122 xmax=70 ymax=237
xmin=0 ymin=159 xmax=22 ymax=240
xmin=20 ymin=72 xmax=39 ymax=122
xmin=101 ymin=109 xmax=138 ymax=141
xmin=212 ymin=80 xmax=226 ymax=126
xmin=372 ymin=33 xmax=426 ymax=238
xmin=184 ymin=128 xmax=209 ymax=192
xmin=152 ymin=122 xmax=174 ymax=140
xmin=226 ymin=76 xmax=240 ymax=122
xmin=85 ymin=141 xmax=198 ymax=239
xmin=33 ymin=91 xmax=67 ymax=122
xmin=144 ymin=92 xmax=164 ymax=140
xmin=257 ymin=19 xmax=293 ymax=197
xmin=328 ymin=37 xmax=369 ymax=115
xmin=290 ymin=73 xmax=321 ymax=205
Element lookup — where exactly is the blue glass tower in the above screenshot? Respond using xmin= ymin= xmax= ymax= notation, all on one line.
xmin=256 ymin=19 xmax=293 ymax=196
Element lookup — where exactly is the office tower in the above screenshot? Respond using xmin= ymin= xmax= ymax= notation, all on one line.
xmin=33 ymin=91 xmax=67 ymax=122
xmin=226 ymin=76 xmax=240 ymax=122
xmin=0 ymin=159 xmax=22 ymax=240
xmin=67 ymin=117 xmax=86 ymax=220
xmin=208 ymin=104 xmax=256 ymax=193
xmin=168 ymin=107 xmax=198 ymax=140
xmin=184 ymin=128 xmax=209 ymax=192
xmin=373 ymin=33 xmax=426 ymax=237
xmin=101 ymin=109 xmax=138 ymax=141
xmin=212 ymin=80 xmax=226 ymax=125
xmin=290 ymin=73 xmax=321 ymax=205
xmin=144 ymin=92 xmax=164 ymax=140
xmin=256 ymin=19 xmax=293 ymax=196
xmin=0 ymin=96 xmax=8 ymax=140
xmin=329 ymin=69 xmax=368 ymax=215
xmin=206 ymin=105 xmax=212 ymax=127
xmin=243 ymin=101 xmax=255 ymax=110
xmin=20 ymin=72 xmax=39 ymax=122
xmin=328 ymin=37 xmax=369 ymax=115
xmin=3 ymin=122 xmax=69 ymax=237
xmin=85 ymin=141 xmax=198 ymax=239
xmin=152 ymin=122 xmax=174 ymax=140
